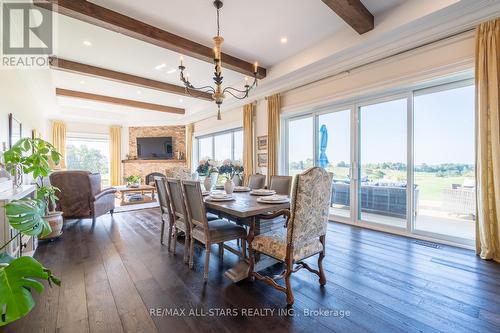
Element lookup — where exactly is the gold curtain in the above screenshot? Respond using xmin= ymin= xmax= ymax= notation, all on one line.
xmin=185 ymin=123 xmax=194 ymax=170
xmin=243 ymin=103 xmax=255 ymax=181
xmin=109 ymin=126 xmax=122 ymax=186
xmin=267 ymin=93 xmax=281 ymax=177
xmin=51 ymin=120 xmax=66 ymax=169
xmin=475 ymin=18 xmax=500 ymax=262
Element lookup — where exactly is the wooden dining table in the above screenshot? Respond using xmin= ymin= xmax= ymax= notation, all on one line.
xmin=204 ymin=191 xmax=290 ymax=283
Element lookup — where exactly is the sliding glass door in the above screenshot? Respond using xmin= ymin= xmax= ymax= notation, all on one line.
xmin=317 ymin=109 xmax=352 ymax=218
xmin=358 ymin=98 xmax=408 ymax=228
xmin=287 ymin=115 xmax=314 ymax=176
xmin=283 ymin=78 xmax=475 ymax=245
xmin=413 ymin=83 xmax=476 ymax=240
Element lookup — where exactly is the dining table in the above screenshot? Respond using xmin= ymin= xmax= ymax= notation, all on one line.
xmin=204 ymin=191 xmax=290 ymax=283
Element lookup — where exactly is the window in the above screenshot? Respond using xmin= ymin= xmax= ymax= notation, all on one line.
xmin=196 ymin=128 xmax=243 ymax=163
xmin=66 ymin=134 xmax=110 ymax=186
xmin=413 ymin=84 xmax=475 ymax=240
xmin=318 ymin=109 xmax=351 ymax=218
xmin=283 ymin=78 xmax=475 ymax=246
xmin=287 ymin=116 xmax=314 ymax=176
xmin=359 ymin=98 xmax=407 ymax=227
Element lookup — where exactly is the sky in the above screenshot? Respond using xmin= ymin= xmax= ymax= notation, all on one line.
xmin=288 ymin=85 xmax=475 ymax=166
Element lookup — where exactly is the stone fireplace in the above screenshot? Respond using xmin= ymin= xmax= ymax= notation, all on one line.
xmin=145 ymin=172 xmax=165 ymax=186
xmin=122 ymin=125 xmax=187 ymax=184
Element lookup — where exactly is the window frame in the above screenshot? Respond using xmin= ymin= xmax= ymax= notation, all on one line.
xmin=195 ymin=127 xmax=243 ymax=163
xmin=281 ymin=75 xmax=475 ymax=248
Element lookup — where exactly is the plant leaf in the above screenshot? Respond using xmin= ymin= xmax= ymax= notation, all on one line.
xmin=0 ymin=256 xmax=60 ymax=327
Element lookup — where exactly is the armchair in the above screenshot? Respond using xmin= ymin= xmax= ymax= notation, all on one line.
xmin=248 ymin=167 xmax=333 ymax=305
xmin=49 ymin=171 xmax=117 ymax=224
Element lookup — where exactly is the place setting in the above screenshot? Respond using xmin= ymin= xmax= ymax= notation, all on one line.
xmin=256 ymin=194 xmax=290 ymax=204
xmin=205 ymin=192 xmax=236 ymax=202
xmin=250 ymin=188 xmax=276 ymax=196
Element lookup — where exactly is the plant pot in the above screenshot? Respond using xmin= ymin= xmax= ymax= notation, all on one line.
xmin=127 ymin=182 xmax=140 ymax=188
xmin=224 ymin=179 xmax=235 ymax=194
xmin=39 ymin=211 xmax=63 ymax=240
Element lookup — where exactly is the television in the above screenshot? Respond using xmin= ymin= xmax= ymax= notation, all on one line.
xmin=136 ymin=137 xmax=173 ymax=159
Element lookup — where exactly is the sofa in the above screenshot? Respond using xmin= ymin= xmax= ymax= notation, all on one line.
xmin=50 ymin=171 xmax=117 ymax=224
xmin=331 ymin=181 xmax=419 ymax=218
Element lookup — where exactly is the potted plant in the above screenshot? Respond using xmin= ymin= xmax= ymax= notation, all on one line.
xmin=3 ymin=138 xmax=63 ymax=239
xmin=0 ymin=198 xmax=60 ymax=327
xmin=196 ymin=158 xmax=218 ymax=191
xmin=125 ymin=175 xmax=141 ymax=188
xmin=219 ymin=160 xmax=244 ymax=194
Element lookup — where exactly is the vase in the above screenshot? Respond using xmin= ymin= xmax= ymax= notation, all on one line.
xmin=12 ymin=164 xmax=23 ymax=188
xmin=224 ymin=179 xmax=235 ymax=194
xmin=204 ymin=176 xmax=213 ymax=191
xmin=39 ymin=211 xmax=64 ymax=240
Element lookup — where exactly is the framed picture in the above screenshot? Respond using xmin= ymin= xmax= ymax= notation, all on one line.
xmin=8 ymin=113 xmax=22 ymax=148
xmin=257 ymin=153 xmax=268 ymax=167
xmin=257 ymin=136 xmax=268 ymax=150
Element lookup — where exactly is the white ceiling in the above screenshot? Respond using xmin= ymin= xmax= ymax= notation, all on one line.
xmin=42 ymin=0 xmax=500 ymax=126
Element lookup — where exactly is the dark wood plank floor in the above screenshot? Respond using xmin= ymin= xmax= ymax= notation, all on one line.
xmin=2 ymin=208 xmax=500 ymax=333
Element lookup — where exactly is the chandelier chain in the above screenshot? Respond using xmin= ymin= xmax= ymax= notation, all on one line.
xmin=216 ymin=5 xmax=220 ymax=37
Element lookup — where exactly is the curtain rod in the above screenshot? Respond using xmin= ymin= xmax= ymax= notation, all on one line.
xmin=285 ymin=28 xmax=476 ymax=95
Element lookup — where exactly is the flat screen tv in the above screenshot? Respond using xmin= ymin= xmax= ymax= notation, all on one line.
xmin=137 ymin=137 xmax=173 ymax=159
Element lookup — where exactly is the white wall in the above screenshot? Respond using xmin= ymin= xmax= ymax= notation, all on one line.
xmin=0 ymin=69 xmax=51 ymax=147
xmin=281 ymin=33 xmax=475 ymax=114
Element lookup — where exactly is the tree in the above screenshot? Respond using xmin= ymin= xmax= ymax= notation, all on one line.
xmin=66 ymin=144 xmax=109 ymax=175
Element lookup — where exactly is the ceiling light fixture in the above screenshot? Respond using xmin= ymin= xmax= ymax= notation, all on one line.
xmin=178 ymin=0 xmax=258 ymax=120
xmin=83 ymin=40 xmax=92 ymax=47
xmin=155 ymin=63 xmax=166 ymax=70
xmin=166 ymin=68 xmax=177 ymax=74
xmin=280 ymin=37 xmax=288 ymax=44
xmin=80 ymin=80 xmax=85 ymax=84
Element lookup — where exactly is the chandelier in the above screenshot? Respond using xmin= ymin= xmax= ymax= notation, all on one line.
xmin=178 ymin=0 xmax=258 ymax=120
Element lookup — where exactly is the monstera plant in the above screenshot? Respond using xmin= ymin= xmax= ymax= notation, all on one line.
xmin=0 ymin=138 xmax=62 ymax=327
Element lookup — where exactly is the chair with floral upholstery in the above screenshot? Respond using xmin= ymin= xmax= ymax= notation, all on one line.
xmin=248 ymin=167 xmax=333 ymax=305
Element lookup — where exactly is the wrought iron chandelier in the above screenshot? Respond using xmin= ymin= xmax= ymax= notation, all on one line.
xmin=178 ymin=0 xmax=258 ymax=120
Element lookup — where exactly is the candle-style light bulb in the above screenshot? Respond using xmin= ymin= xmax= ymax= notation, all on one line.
xmin=254 ymin=62 xmax=258 ymax=73
xmin=180 ymin=55 xmax=184 ymax=66
xmin=245 ymin=77 xmax=249 ymax=85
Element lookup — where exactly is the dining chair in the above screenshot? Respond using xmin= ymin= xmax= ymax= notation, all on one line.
xmin=269 ymin=175 xmax=293 ymax=196
xmin=165 ymin=178 xmax=191 ymax=262
xmin=247 ymin=174 xmax=266 ymax=189
xmin=181 ymin=180 xmax=247 ymax=282
xmin=248 ymin=167 xmax=333 ymax=305
xmin=154 ymin=176 xmax=173 ymax=246
xmin=166 ymin=178 xmax=219 ymax=261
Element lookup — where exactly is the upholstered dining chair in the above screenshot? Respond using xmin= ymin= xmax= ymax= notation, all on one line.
xmin=165 ymin=178 xmax=190 ymax=262
xmin=247 ymin=174 xmax=266 ymax=189
xmin=269 ymin=175 xmax=293 ymax=196
xmin=181 ymin=180 xmax=247 ymax=281
xmin=154 ymin=176 xmax=173 ymax=246
xmin=165 ymin=178 xmax=219 ymax=260
xmin=248 ymin=167 xmax=333 ymax=305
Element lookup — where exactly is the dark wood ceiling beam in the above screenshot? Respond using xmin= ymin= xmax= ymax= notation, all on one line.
xmin=50 ymin=57 xmax=213 ymax=101
xmin=56 ymin=88 xmax=185 ymax=114
xmin=35 ymin=0 xmax=266 ymax=78
xmin=321 ymin=0 xmax=374 ymax=34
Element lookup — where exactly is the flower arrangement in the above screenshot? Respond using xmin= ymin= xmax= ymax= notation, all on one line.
xmin=196 ymin=158 xmax=219 ymax=176
xmin=218 ymin=159 xmax=244 ymax=179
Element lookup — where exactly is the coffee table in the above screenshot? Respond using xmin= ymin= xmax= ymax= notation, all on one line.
xmin=115 ymin=185 xmax=156 ymax=206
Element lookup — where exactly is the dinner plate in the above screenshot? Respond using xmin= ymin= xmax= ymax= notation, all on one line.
xmin=250 ymin=189 xmax=276 ymax=196
xmin=215 ymin=185 xmax=224 ymax=190
xmin=233 ymin=186 xmax=251 ymax=192
xmin=257 ymin=197 xmax=290 ymax=204
xmin=202 ymin=191 xmax=210 ymax=196
xmin=206 ymin=196 xmax=235 ymax=202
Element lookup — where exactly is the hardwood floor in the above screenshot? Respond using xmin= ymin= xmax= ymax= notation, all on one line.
xmin=3 ymin=208 xmax=500 ymax=333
